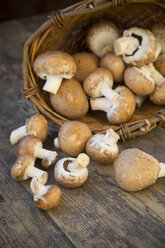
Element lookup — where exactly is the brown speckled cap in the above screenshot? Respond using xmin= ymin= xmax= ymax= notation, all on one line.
xmin=16 ymin=136 xmax=41 ymax=157
xmin=150 ymin=78 xmax=165 ymax=105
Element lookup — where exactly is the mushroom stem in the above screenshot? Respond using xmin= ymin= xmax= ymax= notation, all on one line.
xmin=35 ymin=148 xmax=57 ymax=165
xmin=146 ymin=63 xmax=163 ymax=85
xmin=135 ymin=95 xmax=146 ymax=108
xmin=67 ymin=153 xmax=90 ymax=171
xmin=158 ymin=163 xmax=165 ymax=178
xmin=101 ymin=86 xmax=120 ymax=105
xmin=25 ymin=166 xmax=48 ymax=185
xmin=10 ymin=125 xmax=27 ymax=145
xmin=101 ymin=44 xmax=113 ymax=57
xmin=30 ymin=177 xmax=46 ymax=196
xmin=54 ymin=138 xmax=60 ymax=149
xmin=105 ymin=129 xmax=119 ymax=144
xmin=43 ymin=75 xmax=63 ymax=94
xmin=114 ymin=36 xmax=139 ymax=56
xmin=90 ymin=97 xmax=111 ymax=112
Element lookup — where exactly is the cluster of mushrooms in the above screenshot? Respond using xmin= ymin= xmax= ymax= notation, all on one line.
xmin=33 ymin=22 xmax=165 ymax=124
xmin=10 ymin=113 xmax=165 ymax=211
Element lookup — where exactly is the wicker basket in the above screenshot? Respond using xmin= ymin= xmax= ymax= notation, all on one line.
xmin=23 ymin=0 xmax=165 ymax=141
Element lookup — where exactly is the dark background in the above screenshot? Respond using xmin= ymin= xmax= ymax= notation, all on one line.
xmin=0 ymin=0 xmax=80 ymax=22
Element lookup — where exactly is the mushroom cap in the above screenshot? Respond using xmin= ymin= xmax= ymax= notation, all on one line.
xmin=26 ymin=114 xmax=48 ymax=142
xmin=122 ymin=27 xmax=157 ymax=66
xmin=151 ymin=25 xmax=165 ymax=54
xmin=100 ymin=52 xmax=125 ymax=83
xmin=49 ymin=78 xmax=89 ymax=119
xmin=155 ymin=54 xmax=165 ymax=76
xmin=58 ymin=121 xmax=92 ymax=157
xmin=11 ymin=155 xmax=34 ymax=181
xmin=33 ymin=51 xmax=77 ymax=79
xmin=16 ymin=136 xmax=42 ymax=157
xmin=86 ymin=21 xmax=120 ymax=58
xmin=113 ymin=148 xmax=160 ymax=191
xmin=34 ymin=185 xmax=62 ymax=210
xmin=54 ymin=157 xmax=88 ymax=188
xmin=107 ymin=86 xmax=136 ymax=124
xmin=124 ymin=66 xmax=155 ymax=96
xmin=73 ymin=52 xmax=99 ymax=82
xmin=86 ymin=133 xmax=119 ymax=165
xmin=83 ymin=68 xmax=113 ymax=97
xmin=149 ymin=78 xmax=165 ymax=105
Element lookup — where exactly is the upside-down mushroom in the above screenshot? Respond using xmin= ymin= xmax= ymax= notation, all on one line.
xmin=113 ymin=148 xmax=165 ymax=191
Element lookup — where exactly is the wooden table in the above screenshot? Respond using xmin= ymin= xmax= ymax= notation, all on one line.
xmin=0 ymin=13 xmax=165 ymax=248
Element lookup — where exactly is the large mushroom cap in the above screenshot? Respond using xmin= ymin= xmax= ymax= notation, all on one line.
xmin=33 ymin=51 xmax=77 ymax=79
xmin=86 ymin=21 xmax=120 ymax=58
xmin=26 ymin=114 xmax=48 ymax=142
xmin=149 ymin=78 xmax=165 ymax=105
xmin=58 ymin=121 xmax=92 ymax=157
xmin=16 ymin=136 xmax=41 ymax=157
xmin=83 ymin=68 xmax=113 ymax=97
xmin=73 ymin=52 xmax=99 ymax=82
xmin=113 ymin=148 xmax=160 ymax=191
xmin=49 ymin=78 xmax=89 ymax=119
xmin=155 ymin=54 xmax=165 ymax=76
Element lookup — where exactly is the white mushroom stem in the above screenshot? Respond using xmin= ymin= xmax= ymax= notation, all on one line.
xmin=25 ymin=166 xmax=48 ymax=185
xmin=67 ymin=153 xmax=90 ymax=172
xmin=90 ymin=97 xmax=111 ymax=112
xmin=54 ymin=137 xmax=60 ymax=149
xmin=114 ymin=36 xmax=139 ymax=56
xmin=146 ymin=63 xmax=163 ymax=85
xmin=158 ymin=163 xmax=165 ymax=178
xmin=101 ymin=44 xmax=113 ymax=57
xmin=104 ymin=129 xmax=120 ymax=145
xmin=135 ymin=95 xmax=146 ymax=108
xmin=34 ymin=147 xmax=58 ymax=165
xmin=101 ymin=86 xmax=120 ymax=105
xmin=43 ymin=75 xmax=63 ymax=94
xmin=10 ymin=125 xmax=27 ymax=145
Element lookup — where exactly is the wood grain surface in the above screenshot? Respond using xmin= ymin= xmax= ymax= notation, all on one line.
xmin=0 ymin=13 xmax=165 ymax=248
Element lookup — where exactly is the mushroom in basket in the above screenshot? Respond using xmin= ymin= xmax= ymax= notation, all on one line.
xmin=151 ymin=25 xmax=165 ymax=55
xmin=113 ymin=148 xmax=165 ymax=192
xmin=155 ymin=54 xmax=165 ymax=76
xmin=30 ymin=177 xmax=61 ymax=210
xmin=54 ymin=153 xmax=90 ymax=188
xmin=10 ymin=114 xmax=48 ymax=145
xmin=86 ymin=128 xmax=119 ymax=165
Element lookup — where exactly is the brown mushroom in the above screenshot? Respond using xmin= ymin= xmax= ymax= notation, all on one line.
xmin=90 ymin=86 xmax=136 ymax=124
xmin=54 ymin=153 xmax=90 ymax=188
xmin=16 ymin=136 xmax=58 ymax=169
xmin=49 ymin=78 xmax=89 ymax=119
xmin=86 ymin=22 xmax=120 ymax=58
xmin=54 ymin=121 xmax=92 ymax=157
xmin=30 ymin=177 xmax=61 ymax=210
xmin=86 ymin=129 xmax=119 ymax=165
xmin=100 ymin=52 xmax=125 ymax=83
xmin=151 ymin=25 xmax=165 ymax=54
xmin=10 ymin=114 xmax=48 ymax=145
xmin=73 ymin=52 xmax=99 ymax=82
xmin=113 ymin=148 xmax=165 ymax=191
xmin=150 ymin=78 xmax=165 ymax=105
xmin=33 ymin=51 xmax=77 ymax=94
xmin=155 ymin=54 xmax=165 ymax=76
xmin=11 ymin=154 xmax=48 ymax=184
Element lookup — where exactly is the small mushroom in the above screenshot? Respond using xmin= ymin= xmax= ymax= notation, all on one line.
xmin=124 ymin=66 xmax=155 ymax=96
xmin=54 ymin=153 xmax=90 ymax=188
xmin=100 ymin=52 xmax=125 ymax=83
xmin=11 ymin=154 xmax=48 ymax=185
xmin=83 ymin=68 xmax=120 ymax=104
xmin=90 ymin=86 xmax=136 ymax=124
xmin=10 ymin=114 xmax=48 ymax=145
xmin=86 ymin=22 xmax=120 ymax=58
xmin=49 ymin=78 xmax=89 ymax=119
xmin=151 ymin=25 xmax=165 ymax=54
xmin=113 ymin=148 xmax=165 ymax=191
xmin=16 ymin=136 xmax=58 ymax=169
xmin=86 ymin=129 xmax=119 ymax=165
xmin=114 ymin=27 xmax=157 ymax=66
xmin=30 ymin=177 xmax=61 ymax=210
xmin=73 ymin=52 xmax=99 ymax=82
xmin=54 ymin=121 xmax=92 ymax=157
xmin=155 ymin=54 xmax=165 ymax=76
xmin=33 ymin=51 xmax=77 ymax=94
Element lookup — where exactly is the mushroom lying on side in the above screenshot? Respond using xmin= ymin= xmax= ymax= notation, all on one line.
xmin=54 ymin=153 xmax=90 ymax=188
xmin=16 ymin=136 xmax=58 ymax=169
xmin=86 ymin=129 xmax=119 ymax=165
xmin=30 ymin=177 xmax=61 ymax=210
xmin=90 ymin=86 xmax=136 ymax=124
xmin=100 ymin=52 xmax=125 ymax=83
xmin=73 ymin=52 xmax=99 ymax=82
xmin=11 ymin=154 xmax=48 ymax=185
xmin=114 ymin=27 xmax=157 ymax=66
xmin=33 ymin=51 xmax=77 ymax=94
xmin=86 ymin=21 xmax=120 ymax=58
xmin=49 ymin=78 xmax=89 ymax=119
xmin=113 ymin=148 xmax=165 ymax=191
xmin=83 ymin=68 xmax=120 ymax=105
xmin=10 ymin=114 xmax=48 ymax=145
xmin=54 ymin=121 xmax=92 ymax=157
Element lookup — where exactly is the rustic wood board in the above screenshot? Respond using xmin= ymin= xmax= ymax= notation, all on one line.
xmin=0 ymin=12 xmax=165 ymax=248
